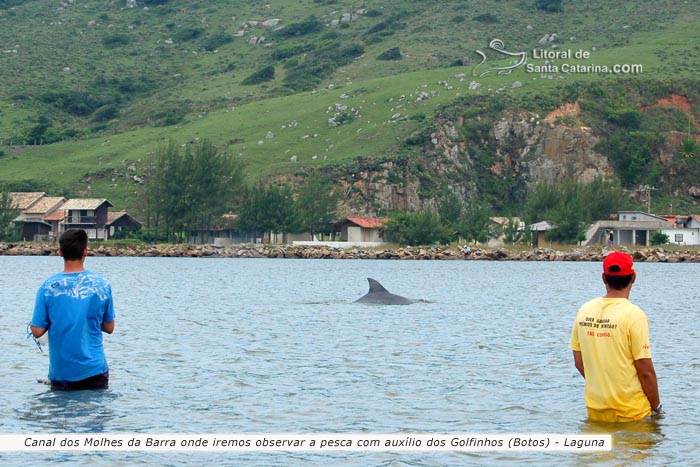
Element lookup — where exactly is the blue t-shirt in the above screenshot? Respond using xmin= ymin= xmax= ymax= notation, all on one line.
xmin=31 ymin=270 xmax=115 ymax=382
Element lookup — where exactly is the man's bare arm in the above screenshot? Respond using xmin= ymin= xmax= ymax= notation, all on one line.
xmin=634 ymin=358 xmax=660 ymax=409
xmin=572 ymin=350 xmax=585 ymax=378
xmin=30 ymin=325 xmax=46 ymax=339
xmin=102 ymin=321 xmax=115 ymax=334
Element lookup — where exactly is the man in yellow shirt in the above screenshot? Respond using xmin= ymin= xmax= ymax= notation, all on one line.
xmin=570 ymin=251 xmax=662 ymax=422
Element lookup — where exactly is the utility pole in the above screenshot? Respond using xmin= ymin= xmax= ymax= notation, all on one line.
xmin=639 ymin=185 xmax=656 ymax=214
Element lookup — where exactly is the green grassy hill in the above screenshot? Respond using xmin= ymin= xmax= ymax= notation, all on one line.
xmin=1 ymin=0 xmax=699 ymax=213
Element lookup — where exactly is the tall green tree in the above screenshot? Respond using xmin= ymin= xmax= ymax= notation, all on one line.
xmin=384 ymin=211 xmax=453 ymax=246
xmin=0 ymin=192 xmax=20 ymax=241
xmin=438 ymin=188 xmax=463 ymax=231
xmin=238 ymin=182 xmax=300 ymax=242
xmin=458 ymin=202 xmax=491 ymax=244
xmin=145 ymin=140 xmax=244 ymax=242
xmin=295 ymin=173 xmax=339 ymax=239
xmin=524 ymin=177 xmax=626 ymax=244
xmin=501 ymin=217 xmax=525 ymax=245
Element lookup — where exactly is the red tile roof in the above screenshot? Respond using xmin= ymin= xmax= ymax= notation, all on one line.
xmin=43 ymin=210 xmax=65 ymax=222
xmin=346 ymin=217 xmax=388 ymax=228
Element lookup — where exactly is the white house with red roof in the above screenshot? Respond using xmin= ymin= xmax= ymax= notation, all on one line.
xmin=658 ymin=214 xmax=700 ymax=245
xmin=293 ymin=216 xmax=389 ymax=248
xmin=335 ymin=216 xmax=388 ymax=243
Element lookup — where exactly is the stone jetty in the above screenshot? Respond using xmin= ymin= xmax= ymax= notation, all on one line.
xmin=1 ymin=242 xmax=699 ymax=263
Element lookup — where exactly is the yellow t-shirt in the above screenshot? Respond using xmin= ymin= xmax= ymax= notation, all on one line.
xmin=569 ymin=297 xmax=653 ymax=422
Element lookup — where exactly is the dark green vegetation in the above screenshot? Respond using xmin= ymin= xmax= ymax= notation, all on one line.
xmin=0 ymin=191 xmax=20 ymax=241
xmin=1 ymin=0 xmax=700 ymax=245
xmin=143 ymin=139 xmax=338 ymax=242
xmin=237 ymin=172 xmax=339 ymax=241
xmin=381 ymin=177 xmax=626 ymax=246
xmin=143 ymin=140 xmax=245 ymax=241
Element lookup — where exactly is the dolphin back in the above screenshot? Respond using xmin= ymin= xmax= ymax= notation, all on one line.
xmin=355 ymin=278 xmax=413 ymax=305
xmin=367 ymin=278 xmax=389 ymax=293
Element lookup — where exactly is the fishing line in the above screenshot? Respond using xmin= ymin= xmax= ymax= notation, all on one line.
xmin=26 ymin=323 xmax=47 ymax=353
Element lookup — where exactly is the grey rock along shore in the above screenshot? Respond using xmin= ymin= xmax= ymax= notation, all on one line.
xmin=1 ymin=242 xmax=699 ymax=263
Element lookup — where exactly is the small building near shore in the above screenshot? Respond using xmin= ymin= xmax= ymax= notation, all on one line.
xmin=106 ymin=211 xmax=143 ymax=238
xmin=9 ymin=194 xmax=65 ymax=241
xmin=60 ymin=198 xmax=114 ymax=240
xmin=334 ymin=217 xmax=388 ymax=243
xmin=529 ymin=220 xmax=562 ymax=248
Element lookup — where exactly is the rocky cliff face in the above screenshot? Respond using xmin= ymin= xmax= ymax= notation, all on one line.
xmin=492 ymin=114 xmax=614 ymax=187
xmin=336 ymin=103 xmax=615 ymax=216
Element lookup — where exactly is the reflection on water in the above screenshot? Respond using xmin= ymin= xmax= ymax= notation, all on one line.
xmin=15 ymin=389 xmax=118 ymax=433
xmin=579 ymin=417 xmax=665 ymax=464
xmin=1 ymin=257 xmax=698 ymax=466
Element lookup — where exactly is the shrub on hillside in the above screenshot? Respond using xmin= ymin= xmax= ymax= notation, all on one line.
xmin=604 ymin=107 xmax=642 ymax=129
xmin=102 ymin=34 xmax=130 ymax=48
xmin=0 ymin=0 xmax=27 ymax=8
xmin=92 ymin=105 xmax=118 ymax=122
xmin=534 ymin=0 xmax=563 ymax=13
xmin=275 ymin=16 xmax=322 ymax=38
xmin=202 ymin=33 xmax=233 ymax=51
xmin=377 ymin=47 xmax=402 ymax=61
xmin=242 ymin=65 xmax=275 ymax=85
xmin=272 ymin=44 xmax=310 ymax=61
xmin=364 ymin=11 xmax=408 ymax=37
xmin=282 ymin=43 xmax=363 ymax=91
xmin=173 ymin=28 xmax=203 ymax=42
xmin=151 ymin=102 xmax=189 ymax=126
xmin=473 ymin=13 xmax=498 ymax=23
xmin=40 ymin=91 xmax=112 ymax=116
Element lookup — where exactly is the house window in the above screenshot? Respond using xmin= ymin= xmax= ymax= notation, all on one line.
xmin=675 ymin=233 xmax=683 ymax=243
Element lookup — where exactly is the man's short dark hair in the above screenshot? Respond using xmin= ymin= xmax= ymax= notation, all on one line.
xmin=604 ymin=274 xmax=634 ymax=290
xmin=59 ymin=229 xmax=88 ymax=260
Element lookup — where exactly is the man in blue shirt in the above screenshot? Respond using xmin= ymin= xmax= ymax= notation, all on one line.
xmin=31 ymin=228 xmax=115 ymax=390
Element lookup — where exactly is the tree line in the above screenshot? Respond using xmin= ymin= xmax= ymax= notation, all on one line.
xmin=0 ymin=139 xmax=641 ymax=247
xmin=142 ymin=140 xmax=339 ymax=243
xmin=383 ymin=177 xmax=630 ymax=246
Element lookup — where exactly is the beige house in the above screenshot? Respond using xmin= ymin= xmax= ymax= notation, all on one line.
xmin=60 ymin=198 xmax=114 ymax=240
xmin=334 ymin=217 xmax=388 ymax=243
xmin=14 ymin=195 xmax=66 ymax=241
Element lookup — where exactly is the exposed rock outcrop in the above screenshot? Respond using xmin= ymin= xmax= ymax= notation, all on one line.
xmin=334 ymin=104 xmax=614 ymax=216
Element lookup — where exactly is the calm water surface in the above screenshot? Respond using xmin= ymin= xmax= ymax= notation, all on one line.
xmin=1 ymin=256 xmax=698 ymax=466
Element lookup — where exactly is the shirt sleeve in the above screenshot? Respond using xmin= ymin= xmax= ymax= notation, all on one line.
xmin=569 ymin=317 xmax=581 ymax=351
xmin=31 ymin=285 xmax=50 ymax=329
xmin=103 ymin=283 xmax=115 ymax=323
xmin=629 ymin=312 xmax=652 ymax=360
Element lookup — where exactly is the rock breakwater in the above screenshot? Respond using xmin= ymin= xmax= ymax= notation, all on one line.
xmin=1 ymin=242 xmax=699 ymax=263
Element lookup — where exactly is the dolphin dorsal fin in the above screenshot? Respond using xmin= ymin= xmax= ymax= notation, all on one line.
xmin=367 ymin=278 xmax=389 ymax=293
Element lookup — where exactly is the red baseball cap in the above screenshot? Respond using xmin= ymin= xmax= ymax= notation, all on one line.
xmin=603 ymin=251 xmax=635 ymax=276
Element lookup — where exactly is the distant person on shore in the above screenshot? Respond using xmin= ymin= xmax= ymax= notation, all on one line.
xmin=463 ymin=245 xmax=472 ymax=258
xmin=569 ymin=251 xmax=662 ymax=422
xmin=30 ymin=229 xmax=115 ymax=391
xmin=608 ymin=231 xmax=614 ymax=246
